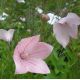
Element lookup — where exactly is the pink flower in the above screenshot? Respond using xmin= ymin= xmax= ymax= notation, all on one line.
xmin=13 ymin=35 xmax=53 ymax=74
xmin=53 ymin=13 xmax=80 ymax=48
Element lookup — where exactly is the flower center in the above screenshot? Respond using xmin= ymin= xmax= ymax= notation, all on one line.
xmin=20 ymin=52 xmax=29 ymax=60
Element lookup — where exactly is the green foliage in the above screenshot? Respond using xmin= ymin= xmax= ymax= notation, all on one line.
xmin=0 ymin=0 xmax=80 ymax=79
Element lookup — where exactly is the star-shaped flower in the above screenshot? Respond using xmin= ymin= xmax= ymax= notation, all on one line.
xmin=13 ymin=35 xmax=53 ymax=74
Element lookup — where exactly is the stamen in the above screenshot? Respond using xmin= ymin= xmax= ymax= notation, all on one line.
xmin=20 ymin=53 xmax=29 ymax=60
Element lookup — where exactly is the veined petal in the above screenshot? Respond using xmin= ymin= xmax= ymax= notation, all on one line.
xmin=13 ymin=48 xmax=29 ymax=74
xmin=53 ymin=23 xmax=70 ymax=48
xmin=28 ymin=58 xmax=50 ymax=74
xmin=29 ymin=42 xmax=53 ymax=59
xmin=16 ymin=35 xmax=40 ymax=54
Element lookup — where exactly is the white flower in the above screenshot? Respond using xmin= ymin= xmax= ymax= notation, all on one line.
xmin=3 ymin=12 xmax=8 ymax=17
xmin=0 ymin=12 xmax=8 ymax=21
xmin=27 ymin=29 xmax=31 ymax=32
xmin=0 ymin=16 xmax=6 ymax=21
xmin=20 ymin=17 xmax=26 ymax=22
xmin=47 ymin=13 xmax=61 ymax=25
xmin=17 ymin=0 xmax=25 ymax=3
xmin=35 ymin=7 xmax=43 ymax=14
xmin=0 ymin=29 xmax=15 ymax=42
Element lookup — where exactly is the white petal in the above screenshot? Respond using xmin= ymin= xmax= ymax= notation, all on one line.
xmin=35 ymin=7 xmax=43 ymax=14
xmin=0 ymin=12 xmax=8 ymax=21
xmin=20 ymin=17 xmax=26 ymax=22
xmin=0 ymin=16 xmax=6 ymax=21
xmin=17 ymin=0 xmax=25 ymax=3
xmin=47 ymin=13 xmax=61 ymax=25
xmin=3 ymin=12 xmax=8 ymax=17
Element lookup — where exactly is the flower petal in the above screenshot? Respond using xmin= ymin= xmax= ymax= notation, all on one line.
xmin=7 ymin=29 xmax=15 ymax=42
xmin=68 ymin=24 xmax=78 ymax=39
xmin=0 ymin=29 xmax=7 ymax=40
xmin=58 ymin=13 xmax=79 ymax=39
xmin=28 ymin=58 xmax=50 ymax=74
xmin=17 ymin=0 xmax=25 ymax=3
xmin=53 ymin=23 xmax=70 ymax=48
xmin=67 ymin=13 xmax=80 ymax=25
xmin=13 ymin=48 xmax=29 ymax=74
xmin=58 ymin=17 xmax=67 ymax=24
xmin=0 ymin=29 xmax=15 ymax=42
xmin=59 ymin=13 xmax=80 ymax=26
xmin=16 ymin=35 xmax=40 ymax=54
xmin=29 ymin=42 xmax=53 ymax=59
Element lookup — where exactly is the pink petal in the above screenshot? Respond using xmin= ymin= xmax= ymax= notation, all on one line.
xmin=13 ymin=48 xmax=29 ymax=74
xmin=53 ymin=23 xmax=70 ymax=48
xmin=58 ymin=17 xmax=67 ymax=24
xmin=58 ymin=13 xmax=79 ymax=39
xmin=59 ymin=19 xmax=78 ymax=39
xmin=16 ymin=35 xmax=40 ymax=54
xmin=67 ymin=13 xmax=80 ymax=25
xmin=29 ymin=42 xmax=53 ymax=59
xmin=27 ymin=58 xmax=50 ymax=74
xmin=59 ymin=13 xmax=80 ymax=26
xmin=68 ymin=24 xmax=78 ymax=39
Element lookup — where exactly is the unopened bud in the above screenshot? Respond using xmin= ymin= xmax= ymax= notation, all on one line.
xmin=41 ymin=14 xmax=50 ymax=21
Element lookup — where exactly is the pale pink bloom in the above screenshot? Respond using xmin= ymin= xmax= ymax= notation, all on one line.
xmin=53 ymin=13 xmax=80 ymax=48
xmin=0 ymin=29 xmax=15 ymax=42
xmin=13 ymin=35 xmax=53 ymax=74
